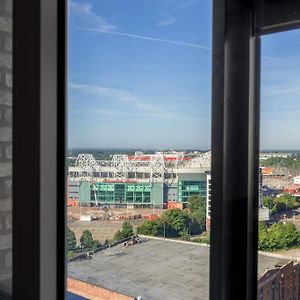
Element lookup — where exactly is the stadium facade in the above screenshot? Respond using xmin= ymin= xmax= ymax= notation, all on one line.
xmin=68 ymin=151 xmax=211 ymax=209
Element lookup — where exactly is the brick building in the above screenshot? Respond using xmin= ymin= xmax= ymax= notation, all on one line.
xmin=0 ymin=0 xmax=12 ymax=294
xmin=258 ymin=261 xmax=300 ymax=300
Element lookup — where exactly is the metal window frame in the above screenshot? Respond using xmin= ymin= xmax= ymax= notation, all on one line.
xmin=210 ymin=1 xmax=300 ymax=299
xmin=13 ymin=0 xmax=66 ymax=299
xmin=6 ymin=0 xmax=300 ymax=299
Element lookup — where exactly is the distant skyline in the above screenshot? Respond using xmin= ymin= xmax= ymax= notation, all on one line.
xmin=68 ymin=0 xmax=300 ymax=150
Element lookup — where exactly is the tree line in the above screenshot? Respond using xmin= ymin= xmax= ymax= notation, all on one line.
xmin=260 ymin=155 xmax=300 ymax=169
xmin=67 ymin=196 xmax=206 ymax=258
xmin=67 ymin=221 xmax=134 ymax=258
xmin=137 ymin=196 xmax=206 ymax=240
xmin=262 ymin=193 xmax=299 ymax=215
xmin=258 ymin=221 xmax=300 ymax=251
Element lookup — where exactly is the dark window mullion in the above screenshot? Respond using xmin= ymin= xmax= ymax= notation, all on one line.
xmin=210 ymin=1 xmax=259 ymax=299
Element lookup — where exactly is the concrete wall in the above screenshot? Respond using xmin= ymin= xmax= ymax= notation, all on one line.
xmin=0 ymin=0 xmax=12 ymax=292
xmin=68 ymin=180 xmax=79 ymax=199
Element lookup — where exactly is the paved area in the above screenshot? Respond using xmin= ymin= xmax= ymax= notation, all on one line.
xmin=68 ymin=239 xmax=288 ymax=300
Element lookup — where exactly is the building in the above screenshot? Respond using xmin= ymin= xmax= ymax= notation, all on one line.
xmin=79 ymin=181 xmax=164 ymax=208
xmin=68 ymin=179 xmax=80 ymax=200
xmin=293 ymin=176 xmax=300 ymax=185
xmin=260 ymin=152 xmax=293 ymax=160
xmin=68 ymin=151 xmax=211 ymax=209
xmin=259 ymin=168 xmax=270 ymax=221
xmin=206 ymin=173 xmax=211 ymax=231
xmin=258 ymin=261 xmax=300 ymax=300
xmin=205 ymin=169 xmax=269 ymax=231
xmin=68 ymin=238 xmax=290 ymax=300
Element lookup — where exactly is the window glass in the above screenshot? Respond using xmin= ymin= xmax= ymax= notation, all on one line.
xmin=67 ymin=0 xmax=212 ymax=299
xmin=258 ymin=29 xmax=300 ymax=298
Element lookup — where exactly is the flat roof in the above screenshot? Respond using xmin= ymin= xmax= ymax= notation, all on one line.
xmin=68 ymin=239 xmax=288 ymax=300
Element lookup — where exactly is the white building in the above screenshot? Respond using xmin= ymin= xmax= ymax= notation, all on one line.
xmin=293 ymin=176 xmax=300 ymax=185
xmin=206 ymin=174 xmax=211 ymax=231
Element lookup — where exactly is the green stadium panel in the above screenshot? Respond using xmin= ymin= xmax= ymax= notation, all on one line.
xmin=150 ymin=183 xmax=164 ymax=206
xmin=78 ymin=176 xmax=205 ymax=207
xmin=78 ymin=181 xmax=165 ymax=207
xmin=177 ymin=174 xmax=207 ymax=203
xmin=78 ymin=182 xmax=91 ymax=204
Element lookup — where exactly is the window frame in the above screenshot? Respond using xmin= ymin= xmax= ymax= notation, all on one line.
xmin=210 ymin=1 xmax=300 ymax=299
xmin=7 ymin=0 xmax=300 ymax=299
xmin=13 ymin=0 xmax=66 ymax=299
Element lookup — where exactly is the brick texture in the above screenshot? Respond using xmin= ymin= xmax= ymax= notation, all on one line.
xmin=67 ymin=278 xmax=135 ymax=300
xmin=0 ymin=0 xmax=12 ymax=282
xmin=258 ymin=261 xmax=300 ymax=300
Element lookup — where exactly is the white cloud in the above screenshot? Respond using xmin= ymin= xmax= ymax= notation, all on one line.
xmin=261 ymin=55 xmax=284 ymax=62
xmin=160 ymin=0 xmax=199 ymax=16
xmin=69 ymin=1 xmax=116 ymax=31
xmin=70 ymin=1 xmax=209 ymax=50
xmin=156 ymin=17 xmax=177 ymax=27
xmin=73 ymin=26 xmax=211 ymax=50
xmin=70 ymin=83 xmax=136 ymax=102
xmin=70 ymin=83 xmax=200 ymax=122
xmin=71 ymin=109 xmax=136 ymax=117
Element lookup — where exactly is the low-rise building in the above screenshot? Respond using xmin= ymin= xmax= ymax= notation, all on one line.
xmin=258 ymin=261 xmax=300 ymax=300
xmin=293 ymin=176 xmax=300 ymax=185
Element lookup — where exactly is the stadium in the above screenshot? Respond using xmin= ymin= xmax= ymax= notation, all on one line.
xmin=67 ymin=151 xmax=211 ymax=209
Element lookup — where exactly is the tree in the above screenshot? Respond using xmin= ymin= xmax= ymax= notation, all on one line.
xmin=113 ymin=221 xmax=133 ymax=241
xmin=188 ymin=195 xmax=206 ymax=213
xmin=80 ymin=230 xmax=94 ymax=250
xmin=113 ymin=230 xmax=123 ymax=241
xmin=137 ymin=219 xmax=163 ymax=236
xmin=121 ymin=221 xmax=134 ymax=237
xmin=276 ymin=193 xmax=296 ymax=209
xmin=92 ymin=239 xmax=101 ymax=249
xmin=258 ymin=222 xmax=300 ymax=251
xmin=258 ymin=221 xmax=269 ymax=250
xmin=179 ymin=228 xmax=190 ymax=241
xmin=187 ymin=196 xmax=206 ymax=233
xmin=67 ymin=227 xmax=77 ymax=251
xmin=271 ymin=202 xmax=286 ymax=215
xmin=162 ymin=208 xmax=191 ymax=236
xmin=190 ymin=207 xmax=206 ymax=233
xmin=262 ymin=196 xmax=275 ymax=209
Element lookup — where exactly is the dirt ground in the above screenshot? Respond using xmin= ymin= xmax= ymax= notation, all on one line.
xmin=67 ymin=207 xmax=163 ymax=244
xmin=67 ymin=206 xmax=164 ymax=220
xmin=68 ymin=219 xmax=145 ymax=244
xmin=262 ymin=177 xmax=293 ymax=189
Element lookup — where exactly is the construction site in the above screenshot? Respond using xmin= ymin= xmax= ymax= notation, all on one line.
xmin=67 ymin=151 xmax=211 ymax=239
xmin=67 ymin=151 xmax=300 ymax=237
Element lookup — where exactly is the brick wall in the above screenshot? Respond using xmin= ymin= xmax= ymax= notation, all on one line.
xmin=0 ymin=0 xmax=12 ymax=289
xmin=67 ymin=278 xmax=135 ymax=300
xmin=258 ymin=261 xmax=300 ymax=300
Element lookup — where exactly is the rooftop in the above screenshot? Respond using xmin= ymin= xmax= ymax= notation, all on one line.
xmin=68 ymin=239 xmax=287 ymax=300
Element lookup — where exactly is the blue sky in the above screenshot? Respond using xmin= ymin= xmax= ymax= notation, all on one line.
xmin=68 ymin=0 xmax=300 ymax=150
xmin=261 ymin=30 xmax=300 ymax=150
